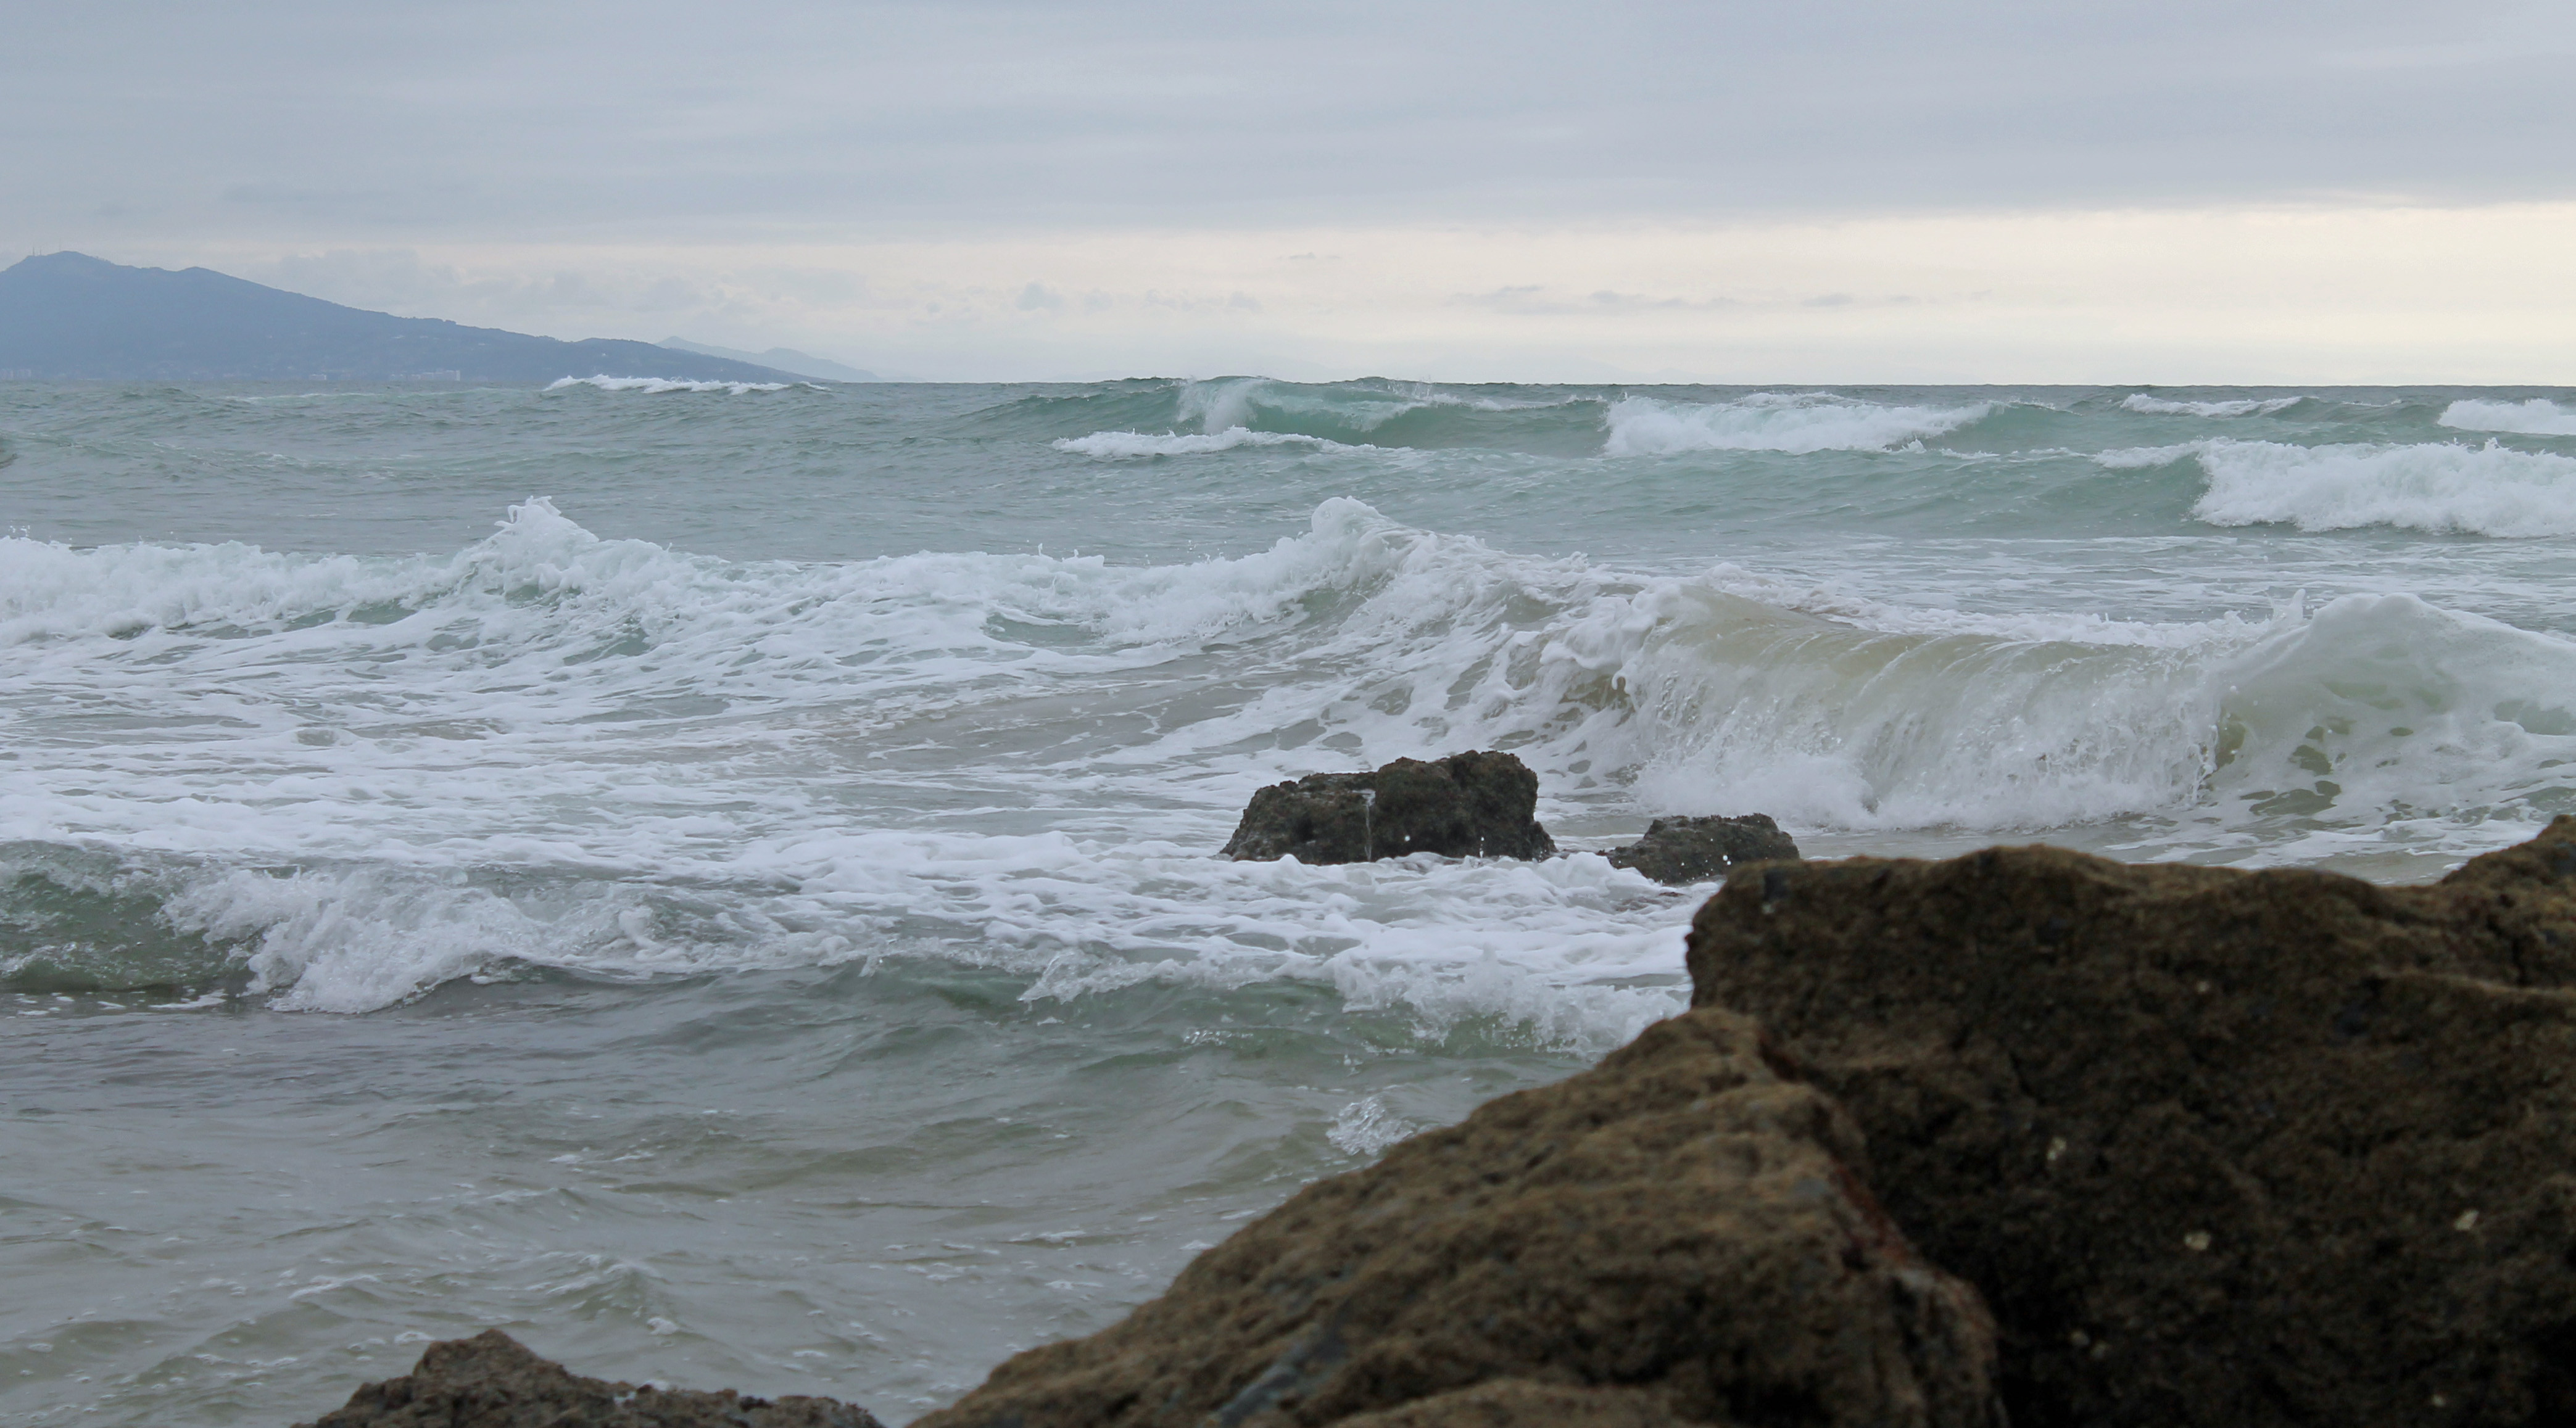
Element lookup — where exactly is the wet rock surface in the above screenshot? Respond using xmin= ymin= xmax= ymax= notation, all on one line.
xmin=1606 ymin=814 xmax=1799 ymax=885
xmin=1686 ymin=815 xmax=2576 ymax=1428
xmin=913 ymin=1007 xmax=2005 ymax=1428
xmin=297 ymin=1329 xmax=883 ymax=1428
xmin=1221 ymin=751 xmax=1555 ymax=864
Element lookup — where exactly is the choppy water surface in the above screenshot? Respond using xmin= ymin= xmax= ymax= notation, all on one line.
xmin=6 ymin=376 xmax=2576 ymax=1423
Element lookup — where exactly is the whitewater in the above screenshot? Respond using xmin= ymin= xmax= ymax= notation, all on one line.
xmin=6 ymin=376 xmax=2576 ymax=1425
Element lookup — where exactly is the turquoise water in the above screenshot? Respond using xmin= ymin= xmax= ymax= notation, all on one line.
xmin=6 ymin=376 xmax=2576 ymax=1423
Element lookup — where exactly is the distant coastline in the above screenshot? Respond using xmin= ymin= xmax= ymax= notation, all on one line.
xmin=0 ymin=252 xmax=818 ymax=385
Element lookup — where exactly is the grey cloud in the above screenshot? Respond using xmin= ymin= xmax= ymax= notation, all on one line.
xmin=1455 ymin=287 xmax=1747 ymax=315
xmin=3 ymin=0 xmax=2573 ymax=253
xmin=1457 ymin=286 xmax=1948 ymax=317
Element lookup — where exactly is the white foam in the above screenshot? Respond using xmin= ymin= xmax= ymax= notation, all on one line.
xmin=0 ymin=498 xmax=1684 ymax=1021
xmin=10 ymin=496 xmax=2573 ymax=1016
xmin=546 ymin=375 xmax=796 ymax=395
xmin=1053 ymin=378 xmax=1588 ymax=459
xmin=1599 ymin=584 xmax=2576 ymax=845
xmin=1326 ymin=1096 xmax=1417 ymax=1157
xmin=2122 ymin=393 xmax=2304 ymax=417
xmin=1174 ymin=377 xmax=1431 ymax=434
xmin=2123 ymin=439 xmax=2576 ymax=537
xmin=160 ymin=867 xmax=636 ymax=1015
xmin=2439 ymin=398 xmax=2576 ymax=436
xmin=1601 ymin=393 xmax=1989 ymax=456
xmin=1052 ymin=428 xmax=1357 ymax=458
xmin=2093 ymin=443 xmax=2201 ymax=469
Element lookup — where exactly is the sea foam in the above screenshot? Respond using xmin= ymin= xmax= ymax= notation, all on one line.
xmin=2121 ymin=394 xmax=2304 ymax=418
xmin=2440 ymin=398 xmax=2576 ymax=436
xmin=9 ymin=497 xmax=2573 ymax=1017
xmin=547 ymin=375 xmax=798 ymax=395
xmin=1601 ymin=393 xmax=1990 ymax=455
xmin=1053 ymin=428 xmax=1359 ymax=458
xmin=2098 ymin=439 xmax=2576 ymax=537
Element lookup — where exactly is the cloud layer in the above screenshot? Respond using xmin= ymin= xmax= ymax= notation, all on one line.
xmin=12 ymin=0 xmax=2576 ymax=240
xmin=6 ymin=0 xmax=2574 ymax=378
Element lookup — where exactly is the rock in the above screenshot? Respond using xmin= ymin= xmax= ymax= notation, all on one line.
xmin=1607 ymin=814 xmax=1800 ymax=885
xmin=1330 ymin=1380 xmax=1694 ymax=1427
xmin=296 ymin=1329 xmax=882 ymax=1428
xmin=914 ymin=1008 xmax=2006 ymax=1428
xmin=1684 ymin=815 xmax=2576 ymax=1428
xmin=1221 ymin=751 xmax=1555 ymax=864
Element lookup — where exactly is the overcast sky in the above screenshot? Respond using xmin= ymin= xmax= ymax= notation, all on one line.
xmin=8 ymin=0 xmax=2575 ymax=379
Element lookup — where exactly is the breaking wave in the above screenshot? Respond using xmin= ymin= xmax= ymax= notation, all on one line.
xmin=547 ymin=375 xmax=800 ymax=395
xmin=2101 ymin=439 xmax=2576 ymax=537
xmin=2440 ymin=398 xmax=2576 ymax=437
xmin=2121 ymin=393 xmax=2305 ymax=418
xmin=1600 ymin=393 xmax=1992 ymax=455
xmin=1029 ymin=379 xmax=2002 ymax=460
xmin=8 ymin=497 xmax=2573 ymax=1014
xmin=1053 ymin=428 xmax=1360 ymax=458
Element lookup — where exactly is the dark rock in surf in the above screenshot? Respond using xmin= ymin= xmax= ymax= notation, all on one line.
xmin=296 ymin=1329 xmax=882 ymax=1428
xmin=1684 ymin=815 xmax=2576 ymax=1428
xmin=1221 ymin=751 xmax=1554 ymax=863
xmin=1605 ymin=814 xmax=1800 ymax=885
xmin=911 ymin=1007 xmax=2006 ymax=1428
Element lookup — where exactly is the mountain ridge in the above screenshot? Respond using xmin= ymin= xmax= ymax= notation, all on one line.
xmin=0 ymin=252 xmax=798 ymax=384
xmin=658 ymin=337 xmax=879 ymax=382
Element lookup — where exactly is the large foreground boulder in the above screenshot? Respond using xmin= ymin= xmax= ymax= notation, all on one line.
xmin=1686 ymin=816 xmax=2576 ymax=1428
xmin=1222 ymin=751 xmax=1555 ymax=864
xmin=1607 ymin=814 xmax=1800 ymax=886
xmin=297 ymin=1329 xmax=881 ymax=1428
xmin=914 ymin=1008 xmax=2005 ymax=1428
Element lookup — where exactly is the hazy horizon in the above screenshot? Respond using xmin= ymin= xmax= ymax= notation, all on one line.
xmin=7 ymin=0 xmax=2574 ymax=382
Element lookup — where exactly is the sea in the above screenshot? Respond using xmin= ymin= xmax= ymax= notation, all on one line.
xmin=6 ymin=375 xmax=2576 ymax=1425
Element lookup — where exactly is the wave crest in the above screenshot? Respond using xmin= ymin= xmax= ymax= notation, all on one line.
xmin=2440 ymin=398 xmax=2576 ymax=436
xmin=1601 ymin=393 xmax=1990 ymax=456
xmin=11 ymin=497 xmax=2575 ymax=1014
xmin=2098 ymin=439 xmax=2576 ymax=537
xmin=546 ymin=375 xmax=798 ymax=395
xmin=2121 ymin=393 xmax=2304 ymax=418
xmin=1053 ymin=428 xmax=1359 ymax=458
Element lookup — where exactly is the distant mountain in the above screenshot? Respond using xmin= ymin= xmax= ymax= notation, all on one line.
xmin=660 ymin=337 xmax=879 ymax=382
xmin=0 ymin=252 xmax=798 ymax=384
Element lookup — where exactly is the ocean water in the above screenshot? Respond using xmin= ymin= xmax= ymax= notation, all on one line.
xmin=6 ymin=375 xmax=2576 ymax=1424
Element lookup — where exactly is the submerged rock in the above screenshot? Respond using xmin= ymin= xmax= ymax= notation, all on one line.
xmin=1221 ymin=751 xmax=1555 ymax=864
xmin=1685 ymin=815 xmax=2576 ymax=1428
xmin=1606 ymin=814 xmax=1800 ymax=885
xmin=297 ymin=1329 xmax=882 ymax=1428
xmin=914 ymin=1007 xmax=2006 ymax=1428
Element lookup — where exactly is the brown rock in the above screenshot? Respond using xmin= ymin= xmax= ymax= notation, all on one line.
xmin=296 ymin=1329 xmax=882 ymax=1428
xmin=1684 ymin=815 xmax=2576 ymax=1428
xmin=1221 ymin=751 xmax=1555 ymax=864
xmin=1607 ymin=814 xmax=1800 ymax=885
xmin=915 ymin=1008 xmax=2005 ymax=1428
xmin=1331 ymin=1379 xmax=1694 ymax=1427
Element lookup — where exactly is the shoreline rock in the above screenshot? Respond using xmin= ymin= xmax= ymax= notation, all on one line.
xmin=294 ymin=1329 xmax=882 ymax=1427
xmin=1605 ymin=814 xmax=1799 ymax=885
xmin=914 ymin=1007 xmax=2004 ymax=1428
xmin=302 ymin=820 xmax=2576 ymax=1428
xmin=1222 ymin=751 xmax=1554 ymax=864
xmin=1686 ymin=815 xmax=2576 ymax=1428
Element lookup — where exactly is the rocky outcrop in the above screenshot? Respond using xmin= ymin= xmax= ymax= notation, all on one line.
xmin=1222 ymin=751 xmax=1555 ymax=864
xmin=1685 ymin=815 xmax=2576 ymax=1428
xmin=297 ymin=1329 xmax=882 ymax=1428
xmin=914 ymin=1008 xmax=2005 ymax=1428
xmin=1607 ymin=814 xmax=1800 ymax=885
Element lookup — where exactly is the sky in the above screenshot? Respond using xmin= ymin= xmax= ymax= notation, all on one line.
xmin=6 ymin=0 xmax=2575 ymax=381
